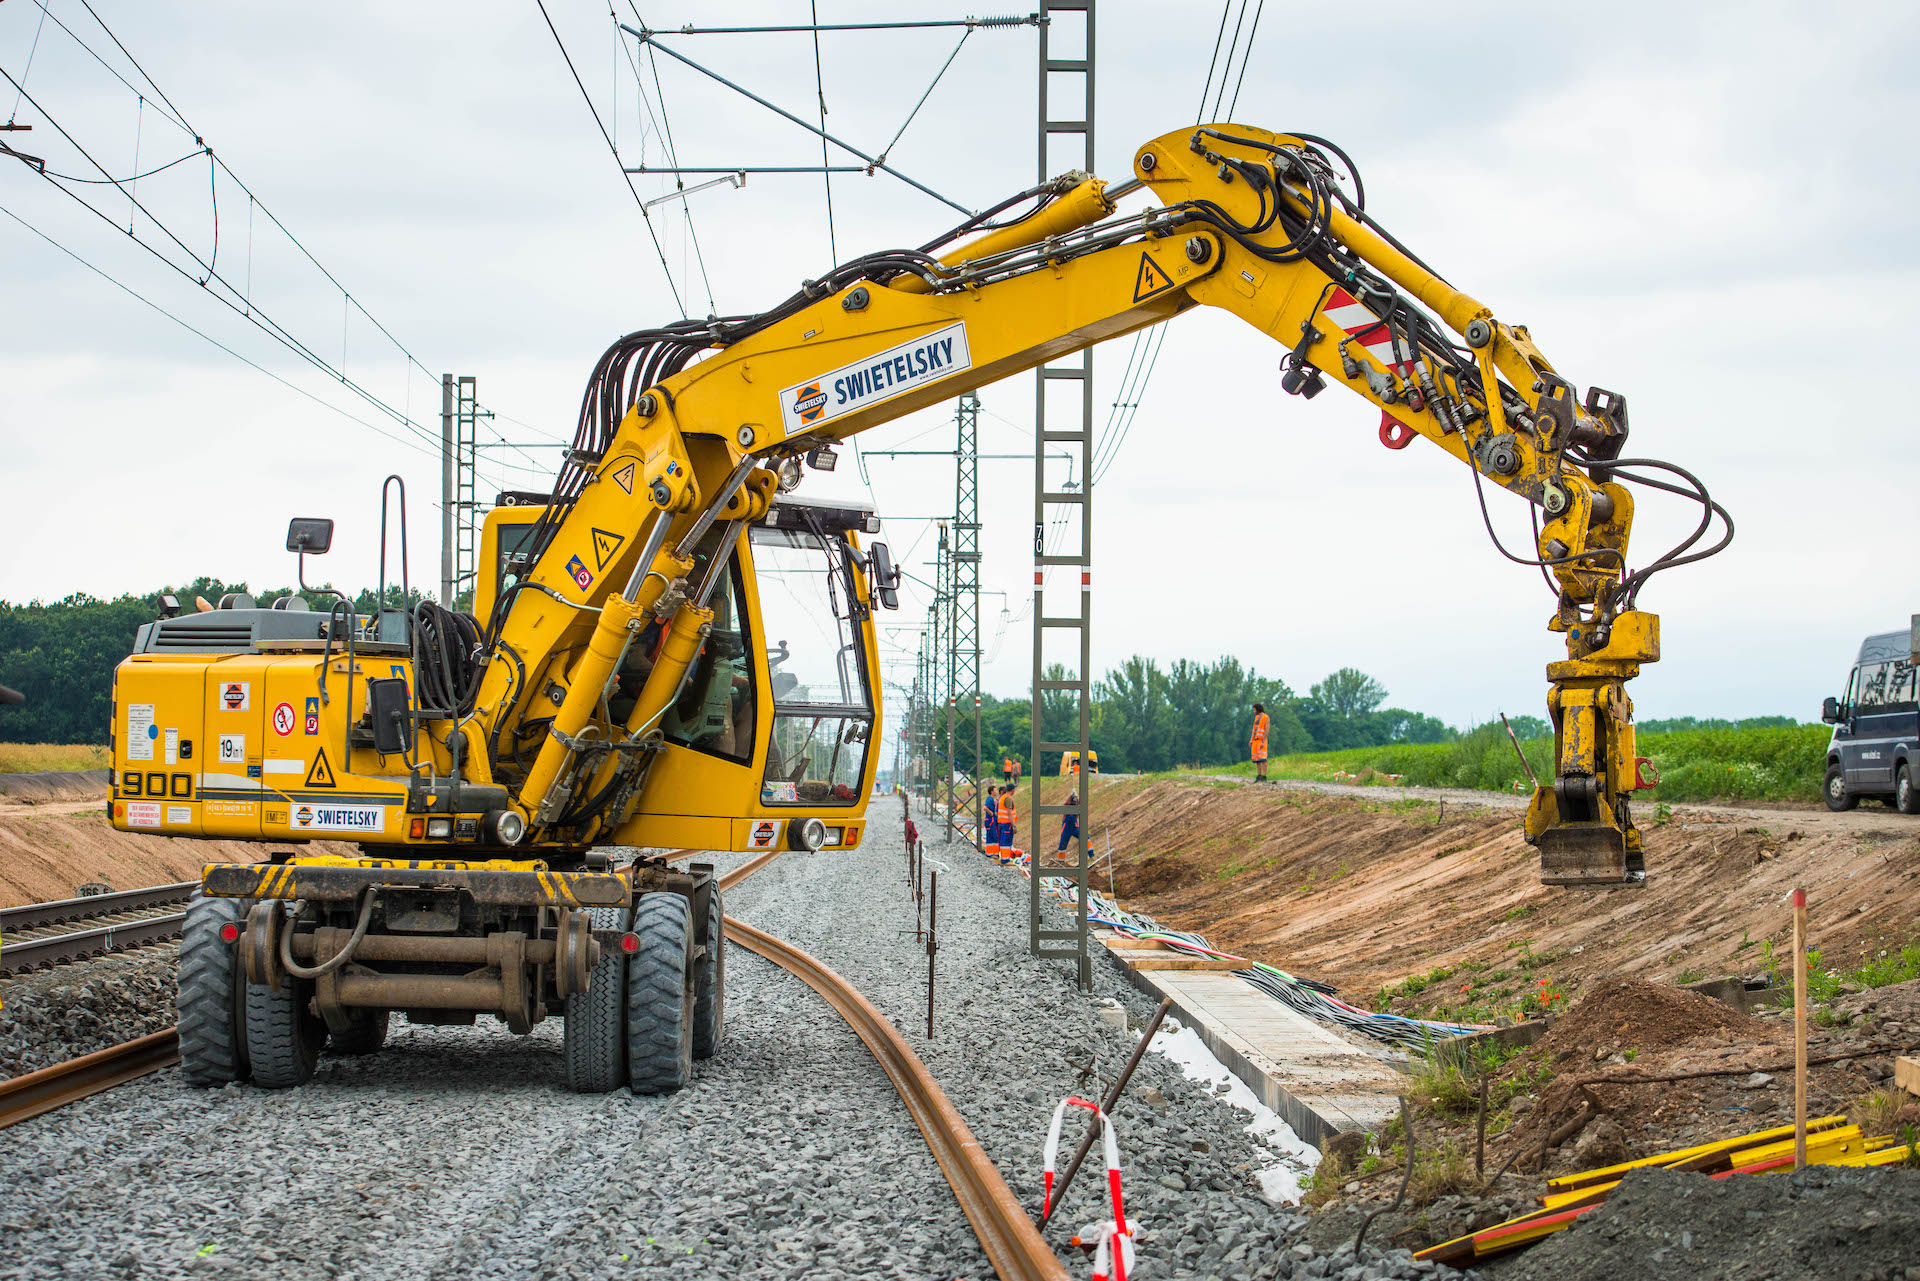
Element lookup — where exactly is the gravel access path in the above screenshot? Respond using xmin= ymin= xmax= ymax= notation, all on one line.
xmin=0 ymin=825 xmax=1466 ymax=1281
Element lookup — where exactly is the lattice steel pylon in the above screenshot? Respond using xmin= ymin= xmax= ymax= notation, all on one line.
xmin=936 ymin=522 xmax=955 ymax=832
xmin=952 ymin=393 xmax=983 ymax=849
xmin=1028 ymin=0 xmax=1096 ymax=989
xmin=439 ymin=374 xmax=491 ymax=608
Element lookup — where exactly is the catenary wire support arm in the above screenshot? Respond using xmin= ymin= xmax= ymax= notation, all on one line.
xmin=619 ymin=25 xmax=976 ymax=217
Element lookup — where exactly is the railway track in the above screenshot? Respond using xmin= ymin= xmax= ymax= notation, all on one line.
xmin=0 ymin=851 xmax=1071 ymax=1281
xmin=0 ymin=882 xmax=196 ymax=976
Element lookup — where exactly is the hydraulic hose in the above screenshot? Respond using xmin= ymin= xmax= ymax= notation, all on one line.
xmin=278 ymin=889 xmax=377 ymax=980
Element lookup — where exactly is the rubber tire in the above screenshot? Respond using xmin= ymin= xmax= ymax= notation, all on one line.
xmin=177 ymin=892 xmax=249 ymax=1087
xmin=564 ymin=905 xmax=630 ymax=1092
xmin=1824 ymin=765 xmax=1857 ymax=812
xmin=626 ymin=892 xmax=694 ymax=1095
xmin=326 ymin=1009 xmax=389 ymax=1056
xmin=1898 ymin=763 xmax=1920 ymax=816
xmin=692 ymin=886 xmax=726 ymax=1060
xmin=245 ymin=970 xmax=326 ymax=1089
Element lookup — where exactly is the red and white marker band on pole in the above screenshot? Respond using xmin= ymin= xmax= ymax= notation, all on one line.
xmin=1042 ymin=1094 xmax=1134 ymax=1281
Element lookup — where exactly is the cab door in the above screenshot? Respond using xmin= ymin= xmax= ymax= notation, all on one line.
xmin=1843 ymin=660 xmax=1897 ymax=789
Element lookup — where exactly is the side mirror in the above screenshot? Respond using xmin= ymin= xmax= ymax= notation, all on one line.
xmin=366 ymin=677 xmax=412 ymax=755
xmin=868 ymin=542 xmax=901 ymax=611
xmin=1821 ymin=696 xmax=1843 ymax=724
xmin=286 ymin=518 xmax=334 ymax=554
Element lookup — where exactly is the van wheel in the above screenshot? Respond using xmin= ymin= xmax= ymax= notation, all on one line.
xmin=1897 ymin=764 xmax=1920 ymax=816
xmin=1825 ymin=765 xmax=1857 ymax=812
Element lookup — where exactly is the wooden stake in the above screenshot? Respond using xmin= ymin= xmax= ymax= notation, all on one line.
xmin=1792 ymin=886 xmax=1809 ymax=1172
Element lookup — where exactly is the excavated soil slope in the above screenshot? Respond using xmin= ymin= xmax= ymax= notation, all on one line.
xmin=0 ymin=788 xmax=357 ymax=906
xmin=1066 ymin=776 xmax=1920 ymax=1008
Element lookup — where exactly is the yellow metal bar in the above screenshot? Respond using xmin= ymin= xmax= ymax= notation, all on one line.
xmin=889 ymin=177 xmax=1114 ymax=295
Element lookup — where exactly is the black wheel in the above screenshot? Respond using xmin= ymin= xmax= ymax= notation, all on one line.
xmin=692 ymin=887 xmax=725 ymax=1060
xmin=626 ymin=892 xmax=694 ymax=1095
xmin=245 ymin=970 xmax=325 ymax=1089
xmin=564 ymin=905 xmax=630 ymax=1092
xmin=177 ymin=893 xmax=249 ymax=1087
xmin=326 ymin=1009 xmax=389 ymax=1056
xmin=1824 ymin=765 xmax=1857 ymax=812
xmin=1898 ymin=764 xmax=1920 ymax=816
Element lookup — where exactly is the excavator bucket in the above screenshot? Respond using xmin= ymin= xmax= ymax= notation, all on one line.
xmin=1536 ymin=824 xmax=1643 ymax=887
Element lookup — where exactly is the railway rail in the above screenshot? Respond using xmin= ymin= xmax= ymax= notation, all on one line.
xmin=0 ymin=852 xmax=1072 ymax=1281
xmin=0 ymin=882 xmax=196 ymax=976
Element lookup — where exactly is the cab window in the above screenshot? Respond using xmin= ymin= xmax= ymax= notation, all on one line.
xmin=658 ymin=536 xmax=756 ymax=763
xmin=1856 ymin=661 xmax=1892 ymax=710
xmin=750 ymin=524 xmax=872 ymax=806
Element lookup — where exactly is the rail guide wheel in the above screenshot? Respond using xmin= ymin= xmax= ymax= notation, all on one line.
xmin=177 ymin=892 xmax=250 ymax=1087
xmin=692 ymin=885 xmax=725 ymax=1060
xmin=626 ymin=892 xmax=695 ymax=1095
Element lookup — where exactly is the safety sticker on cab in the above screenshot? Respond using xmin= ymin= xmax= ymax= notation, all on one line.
xmin=290 ymin=804 xmax=386 ymax=833
xmin=778 ymin=322 xmax=971 ymax=438
xmin=746 ymin=819 xmax=783 ymax=849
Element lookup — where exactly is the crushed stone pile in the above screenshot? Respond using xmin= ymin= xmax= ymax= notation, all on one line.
xmin=1494 ymin=1164 xmax=1920 ymax=1281
xmin=0 ymin=951 xmax=176 ymax=1079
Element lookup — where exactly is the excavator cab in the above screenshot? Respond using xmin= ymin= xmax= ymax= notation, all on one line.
xmin=476 ymin=492 xmax=891 ymax=854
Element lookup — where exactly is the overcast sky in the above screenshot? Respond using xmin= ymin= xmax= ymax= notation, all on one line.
xmin=3 ymin=1 xmax=1915 ymax=743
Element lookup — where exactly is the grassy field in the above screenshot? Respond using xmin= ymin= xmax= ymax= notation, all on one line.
xmin=0 ymin=743 xmax=110 ymax=773
xmin=1207 ymin=721 xmax=1831 ymax=804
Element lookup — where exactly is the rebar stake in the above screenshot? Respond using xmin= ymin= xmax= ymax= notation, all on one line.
xmin=926 ymin=870 xmax=938 ymax=1040
xmin=1039 ymin=995 xmax=1174 ymax=1230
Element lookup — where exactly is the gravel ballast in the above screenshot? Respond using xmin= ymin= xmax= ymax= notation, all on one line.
xmin=0 ymin=949 xmax=178 ymax=1078
xmin=0 ymin=824 xmax=1467 ymax=1280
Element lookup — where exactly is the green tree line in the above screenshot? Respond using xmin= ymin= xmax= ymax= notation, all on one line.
xmin=0 ymin=579 xmax=425 ymax=744
xmin=918 ymin=656 xmax=1462 ymax=780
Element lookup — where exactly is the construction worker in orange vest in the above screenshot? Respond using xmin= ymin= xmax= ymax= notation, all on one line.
xmin=1250 ymin=702 xmax=1271 ymax=782
xmin=998 ymin=785 xmax=1019 ymax=860
xmin=983 ymin=784 xmax=1002 ymax=855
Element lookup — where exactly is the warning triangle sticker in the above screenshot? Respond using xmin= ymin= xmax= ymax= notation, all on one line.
xmin=1132 ymin=252 xmax=1174 ymax=303
xmin=591 ymin=527 xmax=626 ymax=570
xmin=305 ymin=750 xmax=336 ymax=789
xmin=610 ymin=461 xmax=636 ymax=495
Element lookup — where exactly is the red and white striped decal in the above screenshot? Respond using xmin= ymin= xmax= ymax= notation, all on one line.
xmin=1321 ymin=286 xmax=1407 ymax=373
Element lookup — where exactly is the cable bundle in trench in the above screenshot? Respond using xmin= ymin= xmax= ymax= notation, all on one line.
xmin=1006 ymin=846 xmax=1487 ymax=1052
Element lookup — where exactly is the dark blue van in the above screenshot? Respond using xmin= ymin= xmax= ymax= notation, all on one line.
xmin=1821 ymin=618 xmax=1920 ymax=813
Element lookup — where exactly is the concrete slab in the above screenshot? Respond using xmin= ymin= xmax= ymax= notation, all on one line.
xmin=1108 ymin=955 xmax=1406 ymax=1150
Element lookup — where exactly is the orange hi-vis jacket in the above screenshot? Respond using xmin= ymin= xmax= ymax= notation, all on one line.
xmin=997 ymin=793 xmax=1017 ymax=826
xmin=1250 ymin=711 xmax=1271 ymax=759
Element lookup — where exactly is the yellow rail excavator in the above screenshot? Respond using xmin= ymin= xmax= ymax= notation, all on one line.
xmin=110 ymin=124 xmax=1728 ymax=1092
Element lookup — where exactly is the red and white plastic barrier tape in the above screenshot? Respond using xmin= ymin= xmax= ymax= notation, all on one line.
xmin=1043 ymin=1095 xmax=1136 ymax=1281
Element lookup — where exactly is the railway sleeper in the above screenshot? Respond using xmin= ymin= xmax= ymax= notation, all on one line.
xmin=181 ymin=859 xmax=723 ymax=1091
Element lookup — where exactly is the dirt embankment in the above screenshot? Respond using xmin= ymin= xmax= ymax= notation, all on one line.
xmin=0 ymin=772 xmax=358 ymax=906
xmin=1065 ymin=775 xmax=1920 ymax=1011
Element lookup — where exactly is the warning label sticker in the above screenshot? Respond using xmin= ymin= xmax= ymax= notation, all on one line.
xmin=591 ymin=527 xmax=626 ymax=570
xmin=566 ymin=555 xmax=593 ymax=591
xmin=305 ymin=750 xmax=337 ymax=789
xmin=291 ymin=803 xmax=385 ymax=833
xmin=611 ymin=460 xmax=636 ymax=495
xmin=125 ymin=801 xmax=162 ymax=828
xmin=1132 ymin=251 xmax=1175 ymax=302
xmin=778 ymin=322 xmax=971 ymax=438
xmin=220 ymin=681 xmax=251 ymax=712
xmin=272 ymin=702 xmax=296 ymax=736
xmin=746 ymin=819 xmax=783 ymax=849
xmin=166 ymin=805 xmax=193 ymax=826
xmin=126 ymin=703 xmax=155 ymax=762
xmin=164 ymin=726 xmax=179 ymax=765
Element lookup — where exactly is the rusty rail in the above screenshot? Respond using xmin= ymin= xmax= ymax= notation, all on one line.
xmin=726 ymin=910 xmax=1067 ymax=1281
xmin=0 ymin=1030 xmax=180 ymax=1130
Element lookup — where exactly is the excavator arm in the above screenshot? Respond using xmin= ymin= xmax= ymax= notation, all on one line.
xmin=480 ymin=123 xmax=1726 ymax=887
